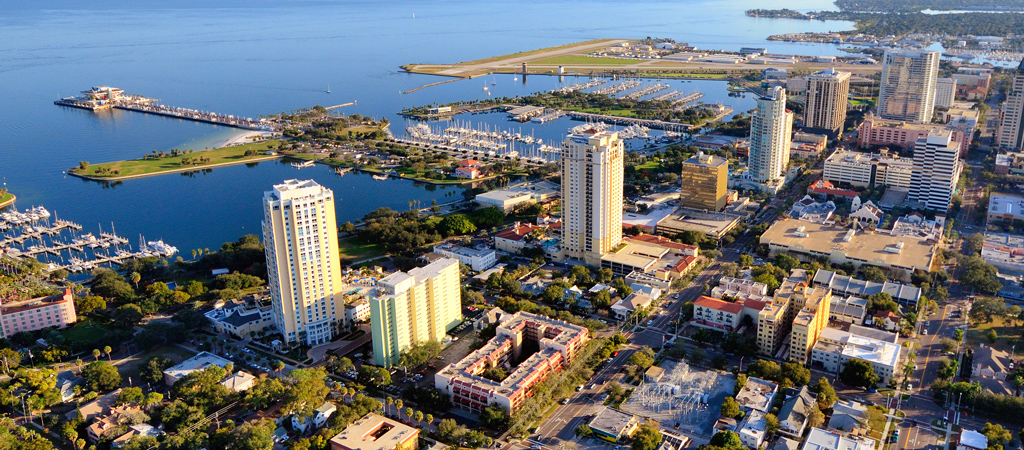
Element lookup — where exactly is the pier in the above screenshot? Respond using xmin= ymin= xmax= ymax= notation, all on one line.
xmin=0 ymin=219 xmax=83 ymax=247
xmin=54 ymin=86 xmax=277 ymax=131
xmin=623 ymin=83 xmax=669 ymax=100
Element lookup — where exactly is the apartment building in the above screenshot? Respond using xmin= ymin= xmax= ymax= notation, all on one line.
xmin=804 ymin=68 xmax=851 ymax=138
xmin=877 ymin=49 xmax=940 ymax=123
xmin=0 ymin=288 xmax=77 ymax=339
xmin=856 ymin=115 xmax=971 ymax=156
xmin=749 ymin=87 xmax=794 ymax=188
xmin=561 ymin=131 xmax=624 ymax=266
xmin=790 ymin=286 xmax=833 ymax=365
xmin=370 ymin=258 xmax=461 ymax=368
xmin=692 ymin=296 xmax=765 ymax=332
xmin=934 ymin=78 xmax=957 ymax=108
xmin=262 ymin=179 xmax=345 ymax=346
xmin=908 ymin=131 xmax=963 ymax=212
xmin=997 ymin=59 xmax=1024 ymax=151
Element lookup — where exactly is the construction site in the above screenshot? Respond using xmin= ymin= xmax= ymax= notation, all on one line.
xmin=619 ymin=359 xmax=733 ymax=436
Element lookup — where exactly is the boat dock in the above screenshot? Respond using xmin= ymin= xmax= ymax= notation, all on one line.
xmin=623 ymin=83 xmax=669 ymax=100
xmin=675 ymin=92 xmax=704 ymax=105
xmin=54 ymin=86 xmax=277 ymax=131
xmin=566 ymin=111 xmax=692 ymax=132
xmin=507 ymin=105 xmax=545 ymax=122
xmin=530 ymin=109 xmax=565 ymax=124
xmin=0 ymin=219 xmax=83 ymax=247
xmin=552 ymin=78 xmax=607 ymax=94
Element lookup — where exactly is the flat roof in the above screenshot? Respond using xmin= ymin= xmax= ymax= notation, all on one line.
xmin=736 ymin=377 xmax=777 ymax=412
xmin=589 ymin=407 xmax=637 ymax=436
xmin=760 ymin=218 xmax=937 ymax=273
xmin=803 ymin=427 xmax=877 ymax=450
xmin=163 ymin=351 xmax=231 ymax=382
xmin=657 ymin=209 xmax=740 ymax=238
xmin=329 ymin=413 xmax=418 ymax=450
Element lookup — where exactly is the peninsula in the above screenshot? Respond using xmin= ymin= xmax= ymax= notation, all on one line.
xmin=0 ymin=190 xmax=15 ymax=209
xmin=67 ymin=139 xmax=284 ymax=181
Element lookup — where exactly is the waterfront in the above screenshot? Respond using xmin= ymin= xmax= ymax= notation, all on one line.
xmin=0 ymin=0 xmax=851 ymax=252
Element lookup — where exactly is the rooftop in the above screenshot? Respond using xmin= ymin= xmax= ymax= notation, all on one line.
xmin=959 ymin=430 xmax=988 ymax=450
xmin=683 ymin=151 xmax=728 ymax=168
xmin=163 ymin=351 xmax=232 ymax=382
xmin=0 ymin=288 xmax=73 ymax=315
xmin=803 ymin=427 xmax=877 ymax=450
xmin=812 ymin=269 xmax=922 ymax=305
xmin=817 ymin=328 xmax=901 ymax=368
xmin=736 ymin=377 xmax=777 ymax=412
xmin=329 ymin=413 xmax=418 ymax=450
xmin=988 ymin=193 xmax=1024 ymax=219
xmin=589 ymin=407 xmax=638 ymax=436
xmin=695 ymin=295 xmax=744 ymax=314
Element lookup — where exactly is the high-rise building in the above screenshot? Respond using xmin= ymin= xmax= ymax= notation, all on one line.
xmin=561 ymin=130 xmax=624 ymax=266
xmin=909 ymin=131 xmax=963 ymax=212
xmin=679 ymin=152 xmax=728 ymax=211
xmin=789 ymin=286 xmax=833 ymax=365
xmin=877 ymin=49 xmax=940 ymax=123
xmin=934 ymin=78 xmax=957 ymax=108
xmin=749 ymin=87 xmax=794 ymax=187
xmin=823 ymin=149 xmax=914 ymax=189
xmin=370 ymin=258 xmax=461 ymax=368
xmin=997 ymin=59 xmax=1024 ymax=151
xmin=804 ymin=68 xmax=851 ymax=138
xmin=262 ymin=179 xmax=345 ymax=346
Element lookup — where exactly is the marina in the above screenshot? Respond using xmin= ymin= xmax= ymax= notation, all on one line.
xmin=55 ymin=86 xmax=277 ymax=131
xmin=0 ymin=205 xmax=178 ymax=273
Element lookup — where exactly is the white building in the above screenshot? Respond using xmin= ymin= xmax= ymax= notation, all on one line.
xmin=561 ymin=131 xmax=624 ymax=266
xmin=802 ymin=428 xmax=877 ymax=450
xmin=749 ymin=87 xmax=794 ymax=189
xmin=344 ymin=299 xmax=370 ymax=326
xmin=370 ymin=258 xmax=462 ymax=368
xmin=262 ymin=180 xmax=345 ymax=346
xmin=810 ymin=327 xmax=902 ymax=384
xmin=935 ymin=78 xmax=957 ymax=108
xmin=432 ymin=242 xmax=497 ymax=272
xmin=997 ymin=59 xmax=1024 ymax=151
xmin=738 ymin=410 xmax=768 ymax=449
xmin=909 ymin=131 xmax=963 ymax=212
xmin=878 ymin=49 xmax=940 ymax=123
xmin=957 ymin=430 xmax=989 ymax=450
xmin=823 ymin=149 xmax=914 ymax=189
xmin=163 ymin=352 xmax=233 ymax=386
xmin=829 ymin=296 xmax=867 ymax=325
xmin=804 ymin=68 xmax=851 ymax=138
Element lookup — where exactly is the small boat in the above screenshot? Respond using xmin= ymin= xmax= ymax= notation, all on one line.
xmin=372 ymin=174 xmax=389 ymax=181
xmin=291 ymin=159 xmax=316 ymax=169
xmin=326 ymin=84 xmax=331 ymax=94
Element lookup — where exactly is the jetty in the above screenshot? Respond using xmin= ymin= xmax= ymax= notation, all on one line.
xmin=55 ymin=86 xmax=277 ymax=131
xmin=565 ymin=111 xmax=692 ymax=132
xmin=0 ymin=219 xmax=83 ymax=247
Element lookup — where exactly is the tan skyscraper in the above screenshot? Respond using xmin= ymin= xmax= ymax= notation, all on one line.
xmin=561 ymin=130 xmax=624 ymax=266
xmin=878 ymin=49 xmax=940 ymax=123
xmin=789 ymin=286 xmax=833 ymax=365
xmin=997 ymin=59 xmax=1024 ymax=151
xmin=262 ymin=179 xmax=345 ymax=346
xmin=680 ymin=152 xmax=728 ymax=211
xmin=749 ymin=87 xmax=794 ymax=189
xmin=804 ymin=68 xmax=851 ymax=139
xmin=370 ymin=258 xmax=461 ymax=368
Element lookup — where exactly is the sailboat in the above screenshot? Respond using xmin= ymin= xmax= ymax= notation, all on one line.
xmin=326 ymin=84 xmax=332 ymax=94
xmin=491 ymin=76 xmax=496 ymax=86
xmin=482 ymin=81 xmax=489 ymax=92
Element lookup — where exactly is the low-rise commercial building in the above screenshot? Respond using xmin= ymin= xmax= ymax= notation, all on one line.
xmin=812 ymin=269 xmax=922 ymax=307
xmin=692 ymin=296 xmax=766 ymax=332
xmin=600 ymin=234 xmax=699 ymax=280
xmin=810 ymin=327 xmax=902 ymax=384
xmin=980 ymin=232 xmax=1024 ymax=272
xmin=956 ymin=430 xmax=989 ymax=450
xmin=759 ymin=218 xmax=938 ymax=278
xmin=432 ymin=242 xmax=497 ymax=272
xmin=329 ymin=413 xmax=418 ymax=450
xmin=736 ymin=377 xmax=778 ymax=412
xmin=163 ymin=352 xmax=233 ymax=386
xmin=823 ymin=149 xmax=913 ymax=189
xmin=0 ymin=288 xmax=77 ymax=338
xmin=204 ymin=297 xmax=274 ymax=339
xmin=656 ymin=209 xmax=742 ymax=240
xmin=434 ymin=311 xmax=588 ymax=414
xmin=987 ymin=193 xmax=1024 ymax=225
xmin=589 ymin=407 xmax=640 ymax=443
xmin=802 ymin=428 xmax=876 ymax=450
xmin=454 ymin=160 xmax=482 ymax=179
xmin=475 ymin=181 xmax=560 ymax=212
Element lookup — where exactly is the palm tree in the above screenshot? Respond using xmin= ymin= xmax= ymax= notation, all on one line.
xmin=414 ymin=411 xmax=424 ymax=428
xmin=75 ymin=358 xmax=83 ymax=374
xmin=129 ymin=272 xmax=141 ymax=289
xmin=425 ymin=413 xmax=434 ymax=432
xmin=191 ymin=249 xmax=197 ymax=260
xmin=394 ymin=400 xmax=403 ymax=420
xmin=272 ymin=360 xmax=285 ymax=377
xmin=104 ymin=346 xmax=112 ymax=361
xmin=386 ymin=397 xmax=394 ymax=417
xmin=92 ymin=349 xmax=101 ymax=362
xmin=405 ymin=407 xmax=413 ymax=424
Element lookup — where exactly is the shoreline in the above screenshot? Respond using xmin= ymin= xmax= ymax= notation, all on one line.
xmin=0 ymin=194 xmax=16 ymax=209
xmin=215 ymin=130 xmax=274 ymax=149
xmin=282 ymin=153 xmax=516 ymax=186
xmin=68 ymin=155 xmax=283 ymax=182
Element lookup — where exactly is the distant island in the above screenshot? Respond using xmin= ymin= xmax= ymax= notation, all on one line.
xmin=746 ymin=8 xmax=1024 ymax=38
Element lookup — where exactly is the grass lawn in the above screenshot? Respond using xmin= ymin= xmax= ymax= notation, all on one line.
xmin=639 ymin=72 xmax=729 ymax=79
xmin=338 ymin=236 xmax=384 ymax=261
xmin=61 ymin=322 xmax=111 ymax=349
xmin=567 ymin=106 xmax=637 ymax=118
xmin=850 ymin=98 xmax=875 ymax=106
xmin=635 ymin=160 xmax=663 ymax=171
xmin=71 ymin=139 xmax=283 ymax=178
xmin=532 ymin=55 xmax=641 ymax=66
xmin=0 ymin=192 xmax=14 ymax=206
xmin=119 ymin=345 xmax=197 ymax=383
xmin=454 ymin=39 xmax=623 ymax=66
xmin=966 ymin=315 xmax=1019 ymax=352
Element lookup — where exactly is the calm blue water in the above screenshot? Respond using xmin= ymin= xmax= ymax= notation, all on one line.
xmin=0 ymin=0 xmax=852 ymax=254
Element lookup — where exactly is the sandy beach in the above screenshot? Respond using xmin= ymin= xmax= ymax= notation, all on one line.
xmin=217 ymin=130 xmax=274 ymax=148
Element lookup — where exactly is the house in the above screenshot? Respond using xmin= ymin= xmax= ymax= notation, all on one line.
xmin=314 ymin=402 xmax=337 ymax=428
xmin=849 ymin=200 xmax=884 ymax=227
xmin=86 ymin=405 xmax=142 ymax=443
xmin=453 ymin=160 xmax=482 ymax=179
xmin=56 ymin=370 xmax=81 ymax=402
xmin=828 ymin=400 xmax=867 ymax=434
xmin=475 ymin=307 xmax=508 ymax=330
xmin=777 ymin=386 xmax=816 ymax=438
xmin=220 ymin=371 xmax=257 ymax=392
xmin=773 ymin=437 xmax=802 ymax=450
xmin=564 ymin=286 xmax=584 ymax=305
xmin=68 ymin=388 xmax=120 ymax=421
xmin=871 ymin=311 xmax=900 ymax=332
xmin=611 ymin=293 xmax=653 ymax=320
xmin=736 ymin=377 xmax=778 ymax=413
xmin=957 ymin=430 xmax=988 ymax=450
xmin=973 ymin=345 xmax=1009 ymax=380
xmin=738 ymin=410 xmax=768 ymax=449
xmin=112 ymin=424 xmax=163 ymax=448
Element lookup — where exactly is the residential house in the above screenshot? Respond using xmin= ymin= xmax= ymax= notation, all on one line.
xmin=86 ymin=405 xmax=143 ymax=443
xmin=778 ymin=386 xmax=816 ymax=438
xmin=453 ymin=160 xmax=482 ymax=179
xmin=738 ymin=410 xmax=769 ymax=449
xmin=56 ymin=370 xmax=81 ymax=403
xmin=828 ymin=400 xmax=867 ymax=434
xmin=871 ymin=311 xmax=900 ymax=332
xmin=112 ymin=424 xmax=163 ymax=448
xmin=611 ymin=293 xmax=653 ymax=320
xmin=220 ymin=371 xmax=257 ymax=392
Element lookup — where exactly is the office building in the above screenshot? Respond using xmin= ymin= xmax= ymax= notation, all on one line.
xmin=877 ymin=49 xmax=940 ymax=123
xmin=790 ymin=285 xmax=833 ymax=365
xmin=262 ymin=180 xmax=345 ymax=346
xmin=749 ymin=87 xmax=794 ymax=187
xmin=909 ymin=131 xmax=963 ymax=212
xmin=329 ymin=413 xmax=418 ymax=450
xmin=561 ymin=131 xmax=624 ymax=266
xmin=997 ymin=59 xmax=1024 ymax=151
xmin=434 ymin=311 xmax=588 ymax=413
xmin=0 ymin=288 xmax=77 ymax=339
xmin=811 ymin=327 xmax=902 ymax=384
xmin=823 ymin=149 xmax=913 ymax=189
xmin=857 ymin=115 xmax=972 ymax=155
xmin=935 ymin=78 xmax=957 ymax=108
xmin=371 ymin=258 xmax=461 ymax=368
xmin=804 ymin=68 xmax=851 ymax=138
xmin=589 ymin=407 xmax=640 ymax=443
xmin=679 ymin=151 xmax=729 ymax=211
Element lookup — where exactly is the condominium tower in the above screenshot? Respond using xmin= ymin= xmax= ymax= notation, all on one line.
xmin=877 ymin=49 xmax=940 ymax=123
xmin=934 ymin=78 xmax=957 ymax=108
xmin=908 ymin=131 xmax=963 ymax=212
xmin=561 ymin=130 xmax=624 ymax=266
xmin=804 ymin=68 xmax=851 ymax=138
xmin=749 ymin=87 xmax=794 ymax=186
xmin=262 ymin=179 xmax=345 ymax=346
xmin=679 ymin=151 xmax=728 ymax=211
xmin=997 ymin=59 xmax=1024 ymax=151
xmin=370 ymin=258 xmax=461 ymax=368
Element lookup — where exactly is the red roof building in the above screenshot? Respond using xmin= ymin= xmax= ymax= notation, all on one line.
xmin=808 ymin=179 xmax=859 ymax=199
